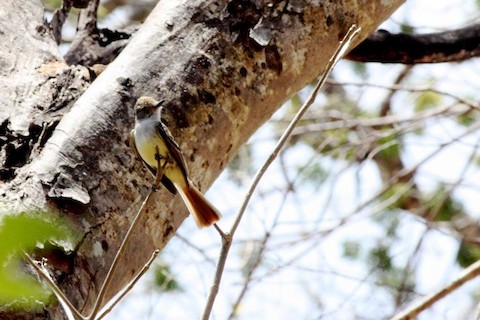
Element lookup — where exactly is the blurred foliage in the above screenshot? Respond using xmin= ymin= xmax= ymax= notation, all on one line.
xmin=239 ymin=240 xmax=264 ymax=277
xmin=423 ymin=184 xmax=465 ymax=222
xmin=400 ymin=24 xmax=414 ymax=33
xmin=299 ymin=162 xmax=328 ymax=189
xmin=351 ymin=61 xmax=369 ymax=79
xmin=343 ymin=240 xmax=361 ymax=260
xmin=42 ymin=0 xmax=61 ymax=11
xmin=456 ymin=241 xmax=480 ymax=268
xmin=384 ymin=215 xmax=400 ymax=239
xmin=375 ymin=134 xmax=401 ymax=160
xmin=457 ymin=109 xmax=480 ymax=127
xmin=0 ymin=212 xmax=75 ymax=309
xmin=227 ymin=144 xmax=255 ymax=186
xmin=377 ymin=183 xmax=413 ymax=211
xmin=414 ymin=91 xmax=443 ymax=112
xmin=369 ymin=244 xmax=392 ymax=271
xmin=368 ymin=242 xmax=415 ymax=304
xmin=152 ymin=263 xmax=181 ymax=292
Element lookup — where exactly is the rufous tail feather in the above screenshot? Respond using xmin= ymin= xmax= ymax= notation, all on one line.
xmin=175 ymin=182 xmax=221 ymax=228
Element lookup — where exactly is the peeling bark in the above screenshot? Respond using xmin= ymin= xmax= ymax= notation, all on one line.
xmin=0 ymin=0 xmax=404 ymax=318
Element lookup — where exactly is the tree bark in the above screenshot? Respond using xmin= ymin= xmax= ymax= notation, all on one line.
xmin=0 ymin=0 xmax=404 ymax=318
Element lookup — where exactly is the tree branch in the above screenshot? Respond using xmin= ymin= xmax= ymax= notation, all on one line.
xmin=50 ymin=0 xmax=74 ymax=44
xmin=347 ymin=23 xmax=480 ymax=64
xmin=390 ymin=259 xmax=480 ymax=320
xmin=64 ymin=0 xmax=132 ymax=66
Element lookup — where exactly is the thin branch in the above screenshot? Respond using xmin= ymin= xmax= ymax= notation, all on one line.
xmin=393 ymin=229 xmax=427 ymax=310
xmin=328 ymin=80 xmax=480 ymax=110
xmin=49 ymin=0 xmax=74 ymax=44
xmin=390 ymin=259 xmax=480 ymax=320
xmin=64 ymin=0 xmax=101 ymax=65
xmin=201 ymin=24 xmax=362 ymax=320
xmin=175 ymin=233 xmax=216 ymax=265
xmin=473 ymin=301 xmax=480 ymax=320
xmin=349 ymin=120 xmax=480 ymax=218
xmin=88 ymin=147 xmax=165 ymax=319
xmin=290 ymin=102 xmax=472 ymax=137
xmin=23 ymin=253 xmax=84 ymax=320
xmin=379 ymin=66 xmax=413 ymax=117
xmin=227 ymin=184 xmax=291 ymax=319
xmin=290 ymin=80 xmax=480 ymax=138
xmin=76 ymin=0 xmax=99 ymax=33
xmin=96 ymin=250 xmax=160 ymax=320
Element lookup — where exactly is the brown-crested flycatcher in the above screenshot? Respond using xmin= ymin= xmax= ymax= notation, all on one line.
xmin=130 ymin=96 xmax=221 ymax=228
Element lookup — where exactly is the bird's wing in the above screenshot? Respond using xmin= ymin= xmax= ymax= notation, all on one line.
xmin=156 ymin=108 xmax=190 ymax=185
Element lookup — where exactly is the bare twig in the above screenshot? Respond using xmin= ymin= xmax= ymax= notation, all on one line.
xmin=201 ymin=24 xmax=362 ymax=320
xmin=226 ymin=153 xmax=296 ymax=317
xmin=96 ymin=249 xmax=160 ymax=320
xmin=349 ymin=118 xmax=480 ymax=219
xmin=290 ymin=102 xmax=474 ymax=137
xmin=473 ymin=301 xmax=480 ymax=320
xmin=176 ymin=233 xmax=216 ymax=265
xmin=77 ymin=0 xmax=99 ymax=33
xmin=327 ymin=80 xmax=480 ymax=110
xmin=50 ymin=0 xmax=73 ymax=44
xmin=390 ymin=259 xmax=480 ymax=320
xmin=89 ymin=147 xmax=165 ymax=319
xmin=23 ymin=253 xmax=84 ymax=320
xmin=379 ymin=66 xmax=413 ymax=117
xmin=227 ymin=186 xmax=290 ymax=319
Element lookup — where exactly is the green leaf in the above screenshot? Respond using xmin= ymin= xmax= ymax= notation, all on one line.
xmin=376 ymin=135 xmax=401 ymax=160
xmin=400 ymin=24 xmax=414 ymax=34
xmin=377 ymin=182 xmax=411 ymax=211
xmin=300 ymin=163 xmax=327 ymax=187
xmin=343 ymin=241 xmax=360 ymax=260
xmin=414 ymin=91 xmax=442 ymax=112
xmin=457 ymin=111 xmax=478 ymax=127
xmin=424 ymin=185 xmax=464 ymax=222
xmin=368 ymin=245 xmax=392 ymax=271
xmin=152 ymin=264 xmax=181 ymax=292
xmin=456 ymin=241 xmax=480 ymax=268
xmin=0 ymin=212 xmax=73 ymax=309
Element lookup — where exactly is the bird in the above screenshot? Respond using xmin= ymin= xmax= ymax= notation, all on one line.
xmin=130 ymin=96 xmax=221 ymax=228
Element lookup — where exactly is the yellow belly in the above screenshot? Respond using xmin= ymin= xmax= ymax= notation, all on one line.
xmin=136 ymin=133 xmax=168 ymax=169
xmin=135 ymin=129 xmax=187 ymax=187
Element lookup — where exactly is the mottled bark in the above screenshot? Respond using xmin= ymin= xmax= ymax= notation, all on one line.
xmin=0 ymin=0 xmax=404 ymax=318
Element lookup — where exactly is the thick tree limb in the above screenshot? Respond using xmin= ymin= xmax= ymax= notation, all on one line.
xmin=0 ymin=0 xmax=404 ymax=319
xmin=64 ymin=0 xmax=132 ymax=66
xmin=347 ymin=23 xmax=480 ymax=64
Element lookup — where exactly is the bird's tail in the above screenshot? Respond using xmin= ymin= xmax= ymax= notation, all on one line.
xmin=175 ymin=182 xmax=221 ymax=228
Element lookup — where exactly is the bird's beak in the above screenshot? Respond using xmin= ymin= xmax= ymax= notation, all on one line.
xmin=155 ymin=100 xmax=165 ymax=109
